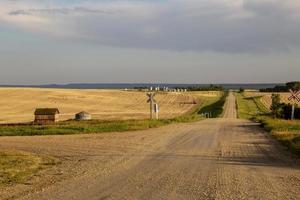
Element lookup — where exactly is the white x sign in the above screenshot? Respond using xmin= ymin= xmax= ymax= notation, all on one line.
xmin=288 ymin=89 xmax=300 ymax=102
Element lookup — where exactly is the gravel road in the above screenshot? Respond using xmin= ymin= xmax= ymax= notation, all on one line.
xmin=0 ymin=92 xmax=299 ymax=200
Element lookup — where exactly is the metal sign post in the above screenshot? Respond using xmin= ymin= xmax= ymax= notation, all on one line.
xmin=291 ymin=103 xmax=295 ymax=120
xmin=288 ymin=89 xmax=300 ymax=120
xmin=147 ymin=93 xmax=156 ymax=120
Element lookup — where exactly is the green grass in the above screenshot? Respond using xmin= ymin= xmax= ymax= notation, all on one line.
xmin=235 ymin=92 xmax=269 ymax=119
xmin=235 ymin=92 xmax=300 ymax=155
xmin=198 ymin=91 xmax=228 ymax=118
xmin=0 ymin=150 xmax=58 ymax=186
xmin=0 ymin=120 xmax=168 ymax=136
xmin=258 ymin=118 xmax=300 ymax=154
xmin=0 ymin=93 xmax=226 ymax=136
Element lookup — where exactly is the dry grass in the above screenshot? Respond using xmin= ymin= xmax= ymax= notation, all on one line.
xmin=0 ymin=88 xmax=220 ymax=124
xmin=0 ymin=150 xmax=58 ymax=185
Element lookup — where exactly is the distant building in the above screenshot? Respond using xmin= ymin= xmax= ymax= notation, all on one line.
xmin=34 ymin=108 xmax=60 ymax=124
xmin=75 ymin=111 xmax=92 ymax=121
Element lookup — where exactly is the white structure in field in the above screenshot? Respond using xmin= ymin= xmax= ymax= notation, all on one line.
xmin=75 ymin=111 xmax=92 ymax=121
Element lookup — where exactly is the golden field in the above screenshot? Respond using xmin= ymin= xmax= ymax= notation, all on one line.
xmin=0 ymin=88 xmax=220 ymax=124
xmin=244 ymin=91 xmax=299 ymax=110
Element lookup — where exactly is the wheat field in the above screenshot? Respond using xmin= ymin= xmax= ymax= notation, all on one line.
xmin=0 ymin=88 xmax=219 ymax=124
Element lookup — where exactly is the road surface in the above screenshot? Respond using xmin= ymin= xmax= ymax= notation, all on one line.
xmin=0 ymin=92 xmax=299 ymax=199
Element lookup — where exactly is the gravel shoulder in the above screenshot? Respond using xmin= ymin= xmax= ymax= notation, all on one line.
xmin=0 ymin=92 xmax=299 ymax=200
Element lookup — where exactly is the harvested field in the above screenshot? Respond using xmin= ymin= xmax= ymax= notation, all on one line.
xmin=244 ymin=91 xmax=299 ymax=110
xmin=0 ymin=88 xmax=219 ymax=124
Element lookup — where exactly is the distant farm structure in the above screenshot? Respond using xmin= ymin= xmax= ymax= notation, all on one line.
xmin=34 ymin=108 xmax=60 ymax=124
xmin=133 ymin=85 xmax=223 ymax=92
xmin=135 ymin=86 xmax=188 ymax=92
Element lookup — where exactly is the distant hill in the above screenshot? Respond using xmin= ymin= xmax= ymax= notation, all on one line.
xmin=0 ymin=83 xmax=282 ymax=90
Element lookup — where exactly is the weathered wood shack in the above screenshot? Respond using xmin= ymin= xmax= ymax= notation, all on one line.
xmin=34 ymin=108 xmax=60 ymax=124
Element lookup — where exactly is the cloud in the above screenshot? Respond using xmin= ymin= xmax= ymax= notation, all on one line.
xmin=8 ymin=7 xmax=117 ymax=16
xmin=1 ymin=0 xmax=300 ymax=53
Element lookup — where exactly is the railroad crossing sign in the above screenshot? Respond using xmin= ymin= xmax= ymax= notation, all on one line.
xmin=288 ymin=89 xmax=300 ymax=102
xmin=147 ymin=93 xmax=156 ymax=103
xmin=288 ymin=89 xmax=300 ymax=120
xmin=147 ymin=93 xmax=157 ymax=120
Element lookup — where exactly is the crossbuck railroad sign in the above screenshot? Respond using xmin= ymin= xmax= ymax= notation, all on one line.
xmin=288 ymin=89 xmax=300 ymax=102
xmin=288 ymin=89 xmax=300 ymax=120
xmin=147 ymin=93 xmax=157 ymax=103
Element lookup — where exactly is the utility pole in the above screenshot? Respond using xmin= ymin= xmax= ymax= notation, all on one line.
xmin=147 ymin=93 xmax=156 ymax=120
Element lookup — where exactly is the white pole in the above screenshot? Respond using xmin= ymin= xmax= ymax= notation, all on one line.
xmin=291 ymin=102 xmax=295 ymax=120
xmin=155 ymin=104 xmax=159 ymax=120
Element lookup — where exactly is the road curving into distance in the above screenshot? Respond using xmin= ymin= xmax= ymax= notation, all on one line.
xmin=0 ymin=92 xmax=299 ymax=200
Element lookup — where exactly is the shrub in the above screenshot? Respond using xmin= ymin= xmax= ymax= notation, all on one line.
xmin=270 ymin=93 xmax=283 ymax=118
xmin=281 ymin=104 xmax=300 ymax=120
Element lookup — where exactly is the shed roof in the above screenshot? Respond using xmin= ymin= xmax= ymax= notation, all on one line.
xmin=76 ymin=111 xmax=91 ymax=115
xmin=34 ymin=108 xmax=60 ymax=115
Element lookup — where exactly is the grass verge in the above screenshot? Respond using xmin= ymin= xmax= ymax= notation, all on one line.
xmin=198 ymin=91 xmax=228 ymax=118
xmin=259 ymin=118 xmax=300 ymax=155
xmin=235 ymin=92 xmax=268 ymax=119
xmin=0 ymin=150 xmax=58 ymax=186
xmin=0 ymin=92 xmax=226 ymax=136
xmin=235 ymin=92 xmax=300 ymax=155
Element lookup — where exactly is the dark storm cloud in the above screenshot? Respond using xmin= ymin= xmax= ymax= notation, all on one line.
xmin=0 ymin=1 xmax=300 ymax=84
xmin=2 ymin=0 xmax=300 ymax=53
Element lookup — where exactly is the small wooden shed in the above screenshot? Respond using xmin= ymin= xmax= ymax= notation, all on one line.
xmin=75 ymin=111 xmax=92 ymax=121
xmin=34 ymin=108 xmax=60 ymax=124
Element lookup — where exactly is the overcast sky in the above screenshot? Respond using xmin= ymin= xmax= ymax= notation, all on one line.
xmin=0 ymin=0 xmax=299 ymax=84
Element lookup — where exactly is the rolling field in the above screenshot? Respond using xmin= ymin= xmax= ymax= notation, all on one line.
xmin=243 ymin=91 xmax=299 ymax=110
xmin=0 ymin=88 xmax=220 ymax=124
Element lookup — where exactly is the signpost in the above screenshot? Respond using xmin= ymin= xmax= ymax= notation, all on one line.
xmin=288 ymin=89 xmax=300 ymax=120
xmin=154 ymin=103 xmax=159 ymax=120
xmin=147 ymin=93 xmax=156 ymax=120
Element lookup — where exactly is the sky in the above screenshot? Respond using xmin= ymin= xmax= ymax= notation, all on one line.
xmin=0 ymin=0 xmax=299 ymax=84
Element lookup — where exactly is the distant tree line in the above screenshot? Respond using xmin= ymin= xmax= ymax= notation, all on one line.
xmin=260 ymin=81 xmax=300 ymax=92
xmin=239 ymin=88 xmax=245 ymax=93
xmin=185 ymin=84 xmax=224 ymax=91
xmin=134 ymin=87 xmax=148 ymax=90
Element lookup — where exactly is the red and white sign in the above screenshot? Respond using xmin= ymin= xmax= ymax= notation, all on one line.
xmin=288 ymin=89 xmax=300 ymax=102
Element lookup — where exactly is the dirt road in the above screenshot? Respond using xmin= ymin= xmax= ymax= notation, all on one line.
xmin=1 ymin=92 xmax=299 ymax=199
